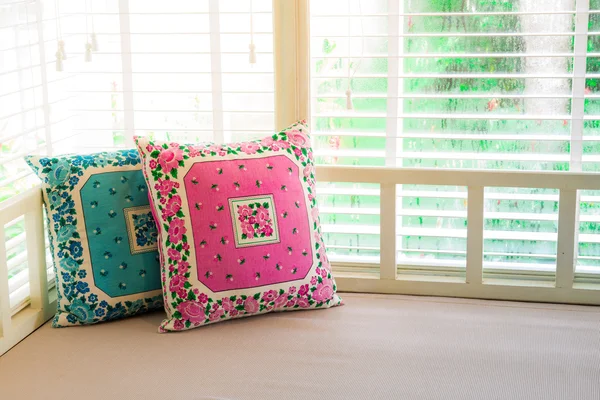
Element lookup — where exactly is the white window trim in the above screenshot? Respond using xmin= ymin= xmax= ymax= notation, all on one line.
xmin=273 ymin=0 xmax=309 ymax=127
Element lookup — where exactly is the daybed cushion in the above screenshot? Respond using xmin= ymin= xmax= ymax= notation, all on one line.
xmin=1 ymin=293 xmax=598 ymax=400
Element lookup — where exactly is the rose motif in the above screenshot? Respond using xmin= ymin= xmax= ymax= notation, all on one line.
xmin=312 ymin=280 xmax=334 ymax=302
xmin=244 ymin=297 xmax=259 ymax=314
xmin=157 ymin=146 xmax=184 ymax=174
xmin=177 ymin=301 xmax=205 ymax=324
xmin=162 ymin=195 xmax=182 ymax=219
xmin=168 ymin=218 xmax=186 ymax=244
xmin=287 ymin=130 xmax=309 ymax=148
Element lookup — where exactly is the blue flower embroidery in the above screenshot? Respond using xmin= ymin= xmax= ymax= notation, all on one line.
xmin=132 ymin=211 xmax=158 ymax=248
xmin=75 ymin=281 xmax=90 ymax=294
xmin=59 ymin=257 xmax=79 ymax=272
xmin=69 ymin=298 xmax=94 ymax=322
xmin=69 ymin=242 xmax=83 ymax=258
xmin=46 ymin=159 xmax=70 ymax=185
xmin=57 ymin=224 xmax=77 ymax=241
xmin=106 ymin=303 xmax=126 ymax=319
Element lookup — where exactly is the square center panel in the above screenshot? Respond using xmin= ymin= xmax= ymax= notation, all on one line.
xmin=228 ymin=194 xmax=280 ymax=248
xmin=124 ymin=205 xmax=159 ymax=254
xmin=184 ymin=155 xmax=313 ymax=292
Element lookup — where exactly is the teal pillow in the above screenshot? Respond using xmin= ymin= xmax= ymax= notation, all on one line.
xmin=26 ymin=150 xmax=163 ymax=327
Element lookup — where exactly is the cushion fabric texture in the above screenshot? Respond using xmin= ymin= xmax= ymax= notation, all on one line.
xmin=26 ymin=150 xmax=163 ymax=326
xmin=136 ymin=121 xmax=342 ymax=332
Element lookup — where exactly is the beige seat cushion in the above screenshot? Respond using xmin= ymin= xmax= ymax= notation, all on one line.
xmin=1 ymin=293 xmax=599 ymax=399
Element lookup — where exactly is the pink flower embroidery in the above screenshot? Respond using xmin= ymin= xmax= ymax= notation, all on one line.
xmin=230 ymin=309 xmax=239 ymax=317
xmin=208 ymin=144 xmax=221 ymax=153
xmin=157 ymin=146 xmax=184 ymax=174
xmin=237 ymin=203 xmax=274 ymax=239
xmin=187 ymin=145 xmax=202 ymax=157
xmin=241 ymin=222 xmax=255 ymax=239
xmin=274 ymin=294 xmax=288 ymax=308
xmin=312 ymin=207 xmax=320 ymax=224
xmin=155 ymin=178 xmax=176 ymax=198
xmin=149 ymin=160 xmax=157 ymax=169
xmin=178 ymin=261 xmax=189 ymax=274
xmin=173 ymin=319 xmax=185 ymax=331
xmin=222 ymin=297 xmax=234 ymax=312
xmin=262 ymin=290 xmax=277 ymax=303
xmin=177 ymin=301 xmax=205 ymax=324
xmin=167 ymin=248 xmax=180 ymax=261
xmin=198 ymin=293 xmax=208 ymax=304
xmin=319 ymin=246 xmax=328 ymax=265
xmin=312 ymin=280 xmax=334 ymax=302
xmin=244 ymin=297 xmax=259 ymax=314
xmin=162 ymin=195 xmax=182 ymax=219
xmin=303 ymin=165 xmax=312 ymax=178
xmin=276 ymin=140 xmax=290 ymax=149
xmin=238 ymin=205 xmax=253 ymax=219
xmin=297 ymin=297 xmax=310 ymax=308
xmin=168 ymin=218 xmax=186 ymax=244
xmin=255 ymin=206 xmax=269 ymax=225
xmin=240 ymin=142 xmax=260 ymax=155
xmin=298 ymin=284 xmax=309 ymax=297
xmin=209 ymin=308 xmax=224 ymax=321
xmin=287 ymin=129 xmax=309 ymax=148
xmin=169 ymin=274 xmax=186 ymax=292
xmin=261 ymin=137 xmax=275 ymax=147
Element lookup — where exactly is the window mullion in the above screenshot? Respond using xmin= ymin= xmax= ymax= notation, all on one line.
xmin=386 ymin=0 xmax=400 ymax=167
xmin=274 ymin=0 xmax=306 ymax=128
xmin=34 ymin=0 xmax=52 ymax=156
xmin=118 ymin=0 xmax=135 ymax=147
xmin=387 ymin=0 xmax=402 ymax=276
xmin=208 ymin=0 xmax=225 ymax=143
xmin=571 ymin=0 xmax=590 ymax=172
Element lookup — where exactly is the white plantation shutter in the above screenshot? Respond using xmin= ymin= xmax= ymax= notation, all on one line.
xmin=0 ymin=0 xmax=274 ymax=316
xmin=310 ymin=0 xmax=600 ymax=275
xmin=57 ymin=0 xmax=275 ymax=150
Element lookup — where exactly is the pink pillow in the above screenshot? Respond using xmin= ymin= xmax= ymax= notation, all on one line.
xmin=136 ymin=121 xmax=342 ymax=331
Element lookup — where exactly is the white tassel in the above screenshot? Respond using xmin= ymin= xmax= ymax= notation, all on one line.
xmin=249 ymin=43 xmax=256 ymax=64
xmin=90 ymin=33 xmax=98 ymax=52
xmin=85 ymin=42 xmax=92 ymax=62
xmin=346 ymin=89 xmax=353 ymax=110
xmin=58 ymin=40 xmax=66 ymax=59
xmin=55 ymin=50 xmax=64 ymax=71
